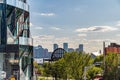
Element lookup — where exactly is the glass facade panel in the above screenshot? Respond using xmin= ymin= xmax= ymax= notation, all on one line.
xmin=7 ymin=5 xmax=17 ymax=44
xmin=19 ymin=45 xmax=33 ymax=78
xmin=19 ymin=37 xmax=33 ymax=46
xmin=6 ymin=5 xmax=30 ymax=45
xmin=0 ymin=1 xmax=33 ymax=79
xmin=1 ymin=4 xmax=7 ymax=44
xmin=7 ymin=28 xmax=15 ymax=44
xmin=6 ymin=0 xmax=29 ymax=11
xmin=0 ymin=5 xmax=2 ymax=44
xmin=7 ymin=0 xmax=16 ymax=6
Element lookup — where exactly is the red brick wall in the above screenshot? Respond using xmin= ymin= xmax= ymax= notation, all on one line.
xmin=105 ymin=47 xmax=120 ymax=54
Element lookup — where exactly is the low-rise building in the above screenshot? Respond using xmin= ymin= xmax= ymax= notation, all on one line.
xmin=105 ymin=43 xmax=120 ymax=54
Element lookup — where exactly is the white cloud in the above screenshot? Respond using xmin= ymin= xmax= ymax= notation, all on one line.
xmin=54 ymin=37 xmax=76 ymax=48
xmin=75 ymin=26 xmax=118 ymax=32
xmin=32 ymin=35 xmax=118 ymax=53
xmin=32 ymin=36 xmax=72 ymax=51
xmin=116 ymin=21 xmax=120 ymax=26
xmin=55 ymin=37 xmax=70 ymax=43
xmin=33 ymin=35 xmax=55 ymax=40
xmin=88 ymin=39 xmax=117 ymax=43
xmin=77 ymin=34 xmax=87 ymax=37
xmin=34 ymin=27 xmax=43 ymax=30
xmin=30 ymin=22 xmax=43 ymax=30
xmin=32 ymin=35 xmax=55 ymax=51
xmin=116 ymin=34 xmax=120 ymax=37
xmin=50 ymin=27 xmax=61 ymax=30
xmin=39 ymin=13 xmax=55 ymax=16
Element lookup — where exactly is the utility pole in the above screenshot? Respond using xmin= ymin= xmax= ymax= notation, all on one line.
xmin=84 ymin=65 xmax=95 ymax=80
xmin=103 ymin=41 xmax=105 ymax=74
xmin=84 ymin=67 xmax=87 ymax=80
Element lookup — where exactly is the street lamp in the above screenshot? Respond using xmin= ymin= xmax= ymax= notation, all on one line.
xmin=103 ymin=41 xmax=105 ymax=74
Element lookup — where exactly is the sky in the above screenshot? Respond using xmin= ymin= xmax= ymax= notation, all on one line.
xmin=28 ymin=0 xmax=120 ymax=53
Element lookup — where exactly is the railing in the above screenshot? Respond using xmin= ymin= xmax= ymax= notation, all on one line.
xmin=6 ymin=0 xmax=29 ymax=11
xmin=19 ymin=37 xmax=33 ymax=46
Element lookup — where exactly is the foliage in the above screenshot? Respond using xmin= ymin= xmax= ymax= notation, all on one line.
xmin=43 ymin=63 xmax=52 ymax=77
xmin=34 ymin=61 xmax=44 ymax=75
xmin=41 ymin=52 xmax=120 ymax=80
xmin=104 ymin=53 xmax=118 ymax=80
xmin=94 ymin=55 xmax=104 ymax=69
xmin=43 ymin=52 xmax=96 ymax=80
xmin=43 ymin=59 xmax=67 ymax=79
xmin=94 ymin=55 xmax=103 ymax=63
xmin=34 ymin=61 xmax=39 ymax=68
xmin=63 ymin=52 xmax=94 ymax=80
xmin=87 ymin=66 xmax=103 ymax=79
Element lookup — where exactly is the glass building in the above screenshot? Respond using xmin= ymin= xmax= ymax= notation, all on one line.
xmin=53 ymin=44 xmax=58 ymax=51
xmin=79 ymin=44 xmax=83 ymax=52
xmin=63 ymin=43 xmax=68 ymax=52
xmin=0 ymin=0 xmax=33 ymax=80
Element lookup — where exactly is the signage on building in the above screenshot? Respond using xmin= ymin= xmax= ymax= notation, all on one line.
xmin=34 ymin=58 xmax=44 ymax=64
xmin=9 ymin=60 xmax=19 ymax=64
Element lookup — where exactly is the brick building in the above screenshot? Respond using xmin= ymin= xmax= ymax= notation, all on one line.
xmin=105 ymin=43 xmax=120 ymax=54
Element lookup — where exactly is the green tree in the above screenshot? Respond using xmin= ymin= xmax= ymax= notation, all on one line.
xmin=34 ymin=61 xmax=44 ymax=75
xmin=104 ymin=53 xmax=118 ymax=80
xmin=52 ymin=59 xmax=67 ymax=80
xmin=94 ymin=55 xmax=103 ymax=63
xmin=43 ymin=52 xmax=95 ymax=80
xmin=43 ymin=59 xmax=67 ymax=80
xmin=94 ymin=55 xmax=104 ymax=70
xmin=63 ymin=52 xmax=94 ymax=80
xmin=43 ymin=63 xmax=53 ymax=77
xmin=87 ymin=66 xmax=103 ymax=79
xmin=33 ymin=61 xmax=39 ymax=68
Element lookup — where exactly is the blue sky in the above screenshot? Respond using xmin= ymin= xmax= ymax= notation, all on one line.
xmin=28 ymin=0 xmax=120 ymax=53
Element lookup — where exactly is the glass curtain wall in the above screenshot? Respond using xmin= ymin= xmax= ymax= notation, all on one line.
xmin=0 ymin=0 xmax=33 ymax=79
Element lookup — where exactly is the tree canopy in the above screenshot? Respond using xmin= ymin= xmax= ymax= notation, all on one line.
xmin=43 ymin=52 xmax=97 ymax=80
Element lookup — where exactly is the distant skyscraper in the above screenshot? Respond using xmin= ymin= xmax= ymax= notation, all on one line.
xmin=44 ymin=48 xmax=49 ymax=58
xmin=76 ymin=44 xmax=84 ymax=52
xmin=79 ymin=44 xmax=83 ymax=52
xmin=63 ymin=43 xmax=68 ymax=52
xmin=53 ymin=44 xmax=58 ymax=50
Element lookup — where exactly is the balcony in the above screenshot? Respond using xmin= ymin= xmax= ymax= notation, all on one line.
xmin=6 ymin=0 xmax=29 ymax=11
xmin=19 ymin=37 xmax=33 ymax=46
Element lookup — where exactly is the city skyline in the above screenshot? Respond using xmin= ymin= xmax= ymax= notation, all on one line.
xmin=28 ymin=0 xmax=120 ymax=53
xmin=34 ymin=43 xmax=83 ymax=52
xmin=33 ymin=43 xmax=84 ymax=60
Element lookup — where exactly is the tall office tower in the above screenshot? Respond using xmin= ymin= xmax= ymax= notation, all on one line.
xmin=0 ymin=0 xmax=33 ymax=80
xmin=53 ymin=44 xmax=58 ymax=50
xmin=63 ymin=43 xmax=68 ymax=52
xmin=79 ymin=44 xmax=83 ymax=52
